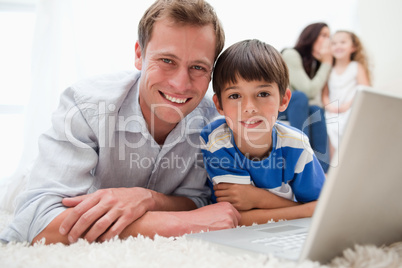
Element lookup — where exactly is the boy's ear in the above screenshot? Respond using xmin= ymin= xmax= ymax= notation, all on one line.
xmin=279 ymin=88 xmax=292 ymax=112
xmin=212 ymin=94 xmax=225 ymax=115
xmin=134 ymin=41 xmax=142 ymax=70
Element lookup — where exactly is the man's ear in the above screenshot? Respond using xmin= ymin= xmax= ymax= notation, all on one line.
xmin=212 ymin=94 xmax=225 ymax=115
xmin=279 ymin=88 xmax=292 ymax=112
xmin=134 ymin=41 xmax=142 ymax=70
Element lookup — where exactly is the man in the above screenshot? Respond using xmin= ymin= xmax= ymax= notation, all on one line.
xmin=0 ymin=0 xmax=240 ymax=245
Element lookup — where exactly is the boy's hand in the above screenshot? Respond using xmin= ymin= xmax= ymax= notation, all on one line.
xmin=214 ymin=183 xmax=259 ymax=211
xmin=214 ymin=183 xmax=299 ymax=211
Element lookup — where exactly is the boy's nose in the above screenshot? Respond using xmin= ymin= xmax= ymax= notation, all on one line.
xmin=242 ymin=98 xmax=257 ymax=113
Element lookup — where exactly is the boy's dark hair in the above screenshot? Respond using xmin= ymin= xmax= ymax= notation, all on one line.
xmin=138 ymin=0 xmax=225 ymax=60
xmin=212 ymin=39 xmax=289 ymax=106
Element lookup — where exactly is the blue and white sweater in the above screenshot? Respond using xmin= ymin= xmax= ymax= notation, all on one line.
xmin=200 ymin=118 xmax=325 ymax=203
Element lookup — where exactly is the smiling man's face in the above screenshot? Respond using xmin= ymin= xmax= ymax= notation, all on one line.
xmin=135 ymin=18 xmax=216 ymax=137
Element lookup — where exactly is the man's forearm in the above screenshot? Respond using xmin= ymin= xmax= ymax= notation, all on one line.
xmin=120 ymin=202 xmax=241 ymax=239
xmin=32 ymin=201 xmax=239 ymax=245
xmin=119 ymin=211 xmax=188 ymax=239
xmin=32 ymin=208 xmax=190 ymax=245
xmin=58 ymin=188 xmax=199 ymax=243
xmin=150 ymin=191 xmax=197 ymax=211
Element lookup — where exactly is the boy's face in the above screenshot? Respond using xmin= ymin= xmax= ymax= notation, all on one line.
xmin=135 ymin=18 xmax=216 ymax=133
xmin=213 ymin=79 xmax=291 ymax=150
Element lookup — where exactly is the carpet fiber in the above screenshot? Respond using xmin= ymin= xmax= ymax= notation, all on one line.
xmin=1 ymin=209 xmax=401 ymax=268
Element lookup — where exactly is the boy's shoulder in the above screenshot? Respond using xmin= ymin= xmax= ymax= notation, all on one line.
xmin=200 ymin=118 xmax=233 ymax=150
xmin=275 ymin=121 xmax=304 ymax=136
xmin=201 ymin=117 xmax=227 ymax=135
xmin=274 ymin=122 xmax=313 ymax=152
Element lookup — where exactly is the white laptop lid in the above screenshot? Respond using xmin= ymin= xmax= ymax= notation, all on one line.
xmin=301 ymin=88 xmax=402 ymax=263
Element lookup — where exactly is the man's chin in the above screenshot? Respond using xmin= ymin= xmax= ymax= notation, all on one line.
xmin=152 ymin=110 xmax=186 ymax=126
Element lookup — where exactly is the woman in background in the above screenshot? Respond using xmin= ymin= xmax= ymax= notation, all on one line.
xmin=280 ymin=22 xmax=332 ymax=173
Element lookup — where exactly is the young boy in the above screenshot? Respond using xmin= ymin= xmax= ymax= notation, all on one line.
xmin=200 ymin=39 xmax=326 ymax=226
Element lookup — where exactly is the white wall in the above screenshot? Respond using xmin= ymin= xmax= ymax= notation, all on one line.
xmin=358 ymin=0 xmax=402 ymax=95
xmin=210 ymin=0 xmax=359 ymax=52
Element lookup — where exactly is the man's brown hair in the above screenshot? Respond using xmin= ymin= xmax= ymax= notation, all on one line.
xmin=138 ymin=0 xmax=225 ymax=59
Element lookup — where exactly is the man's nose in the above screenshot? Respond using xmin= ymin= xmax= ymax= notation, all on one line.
xmin=169 ymin=67 xmax=192 ymax=92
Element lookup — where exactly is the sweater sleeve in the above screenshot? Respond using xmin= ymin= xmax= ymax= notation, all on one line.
xmin=282 ymin=48 xmax=332 ymax=99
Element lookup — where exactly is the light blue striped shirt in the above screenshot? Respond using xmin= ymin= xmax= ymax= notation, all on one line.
xmin=1 ymin=71 xmax=219 ymax=243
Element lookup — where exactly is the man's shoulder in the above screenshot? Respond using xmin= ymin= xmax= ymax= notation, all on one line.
xmin=70 ymin=70 xmax=140 ymax=106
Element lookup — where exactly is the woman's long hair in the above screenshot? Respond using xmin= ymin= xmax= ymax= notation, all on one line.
xmin=294 ymin=22 xmax=328 ymax=78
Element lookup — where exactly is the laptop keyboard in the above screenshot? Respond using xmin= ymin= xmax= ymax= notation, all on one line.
xmin=251 ymin=232 xmax=308 ymax=251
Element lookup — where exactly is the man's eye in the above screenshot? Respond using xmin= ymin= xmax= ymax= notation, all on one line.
xmin=258 ymin=92 xmax=270 ymax=97
xmin=162 ymin=58 xmax=173 ymax=64
xmin=228 ymin=94 xmax=240 ymax=99
xmin=192 ymin=65 xmax=204 ymax=71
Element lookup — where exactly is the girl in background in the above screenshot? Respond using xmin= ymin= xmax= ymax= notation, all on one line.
xmin=322 ymin=30 xmax=371 ymax=158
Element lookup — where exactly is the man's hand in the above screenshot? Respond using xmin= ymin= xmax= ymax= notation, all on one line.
xmin=59 ymin=187 xmax=156 ymax=243
xmin=185 ymin=202 xmax=241 ymax=231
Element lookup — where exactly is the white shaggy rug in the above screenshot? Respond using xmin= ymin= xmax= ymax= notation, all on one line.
xmin=1 ymin=210 xmax=402 ymax=268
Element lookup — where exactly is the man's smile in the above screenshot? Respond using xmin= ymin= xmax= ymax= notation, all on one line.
xmin=161 ymin=91 xmax=189 ymax=104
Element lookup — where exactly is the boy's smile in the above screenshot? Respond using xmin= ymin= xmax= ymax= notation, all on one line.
xmin=241 ymin=118 xmax=264 ymax=128
xmin=213 ymin=78 xmax=291 ymax=159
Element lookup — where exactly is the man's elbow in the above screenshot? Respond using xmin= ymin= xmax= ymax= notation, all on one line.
xmin=32 ymin=209 xmax=71 ymax=245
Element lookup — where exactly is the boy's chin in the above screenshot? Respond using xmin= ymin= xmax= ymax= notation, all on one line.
xmin=240 ymin=134 xmax=271 ymax=147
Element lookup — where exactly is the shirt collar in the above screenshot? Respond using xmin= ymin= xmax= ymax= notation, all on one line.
xmin=116 ymin=81 xmax=147 ymax=133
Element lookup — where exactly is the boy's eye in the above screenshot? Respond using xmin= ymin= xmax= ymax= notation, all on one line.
xmin=228 ymin=94 xmax=240 ymax=99
xmin=258 ymin=92 xmax=270 ymax=97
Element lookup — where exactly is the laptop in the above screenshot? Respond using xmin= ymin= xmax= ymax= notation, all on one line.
xmin=186 ymin=88 xmax=402 ymax=264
